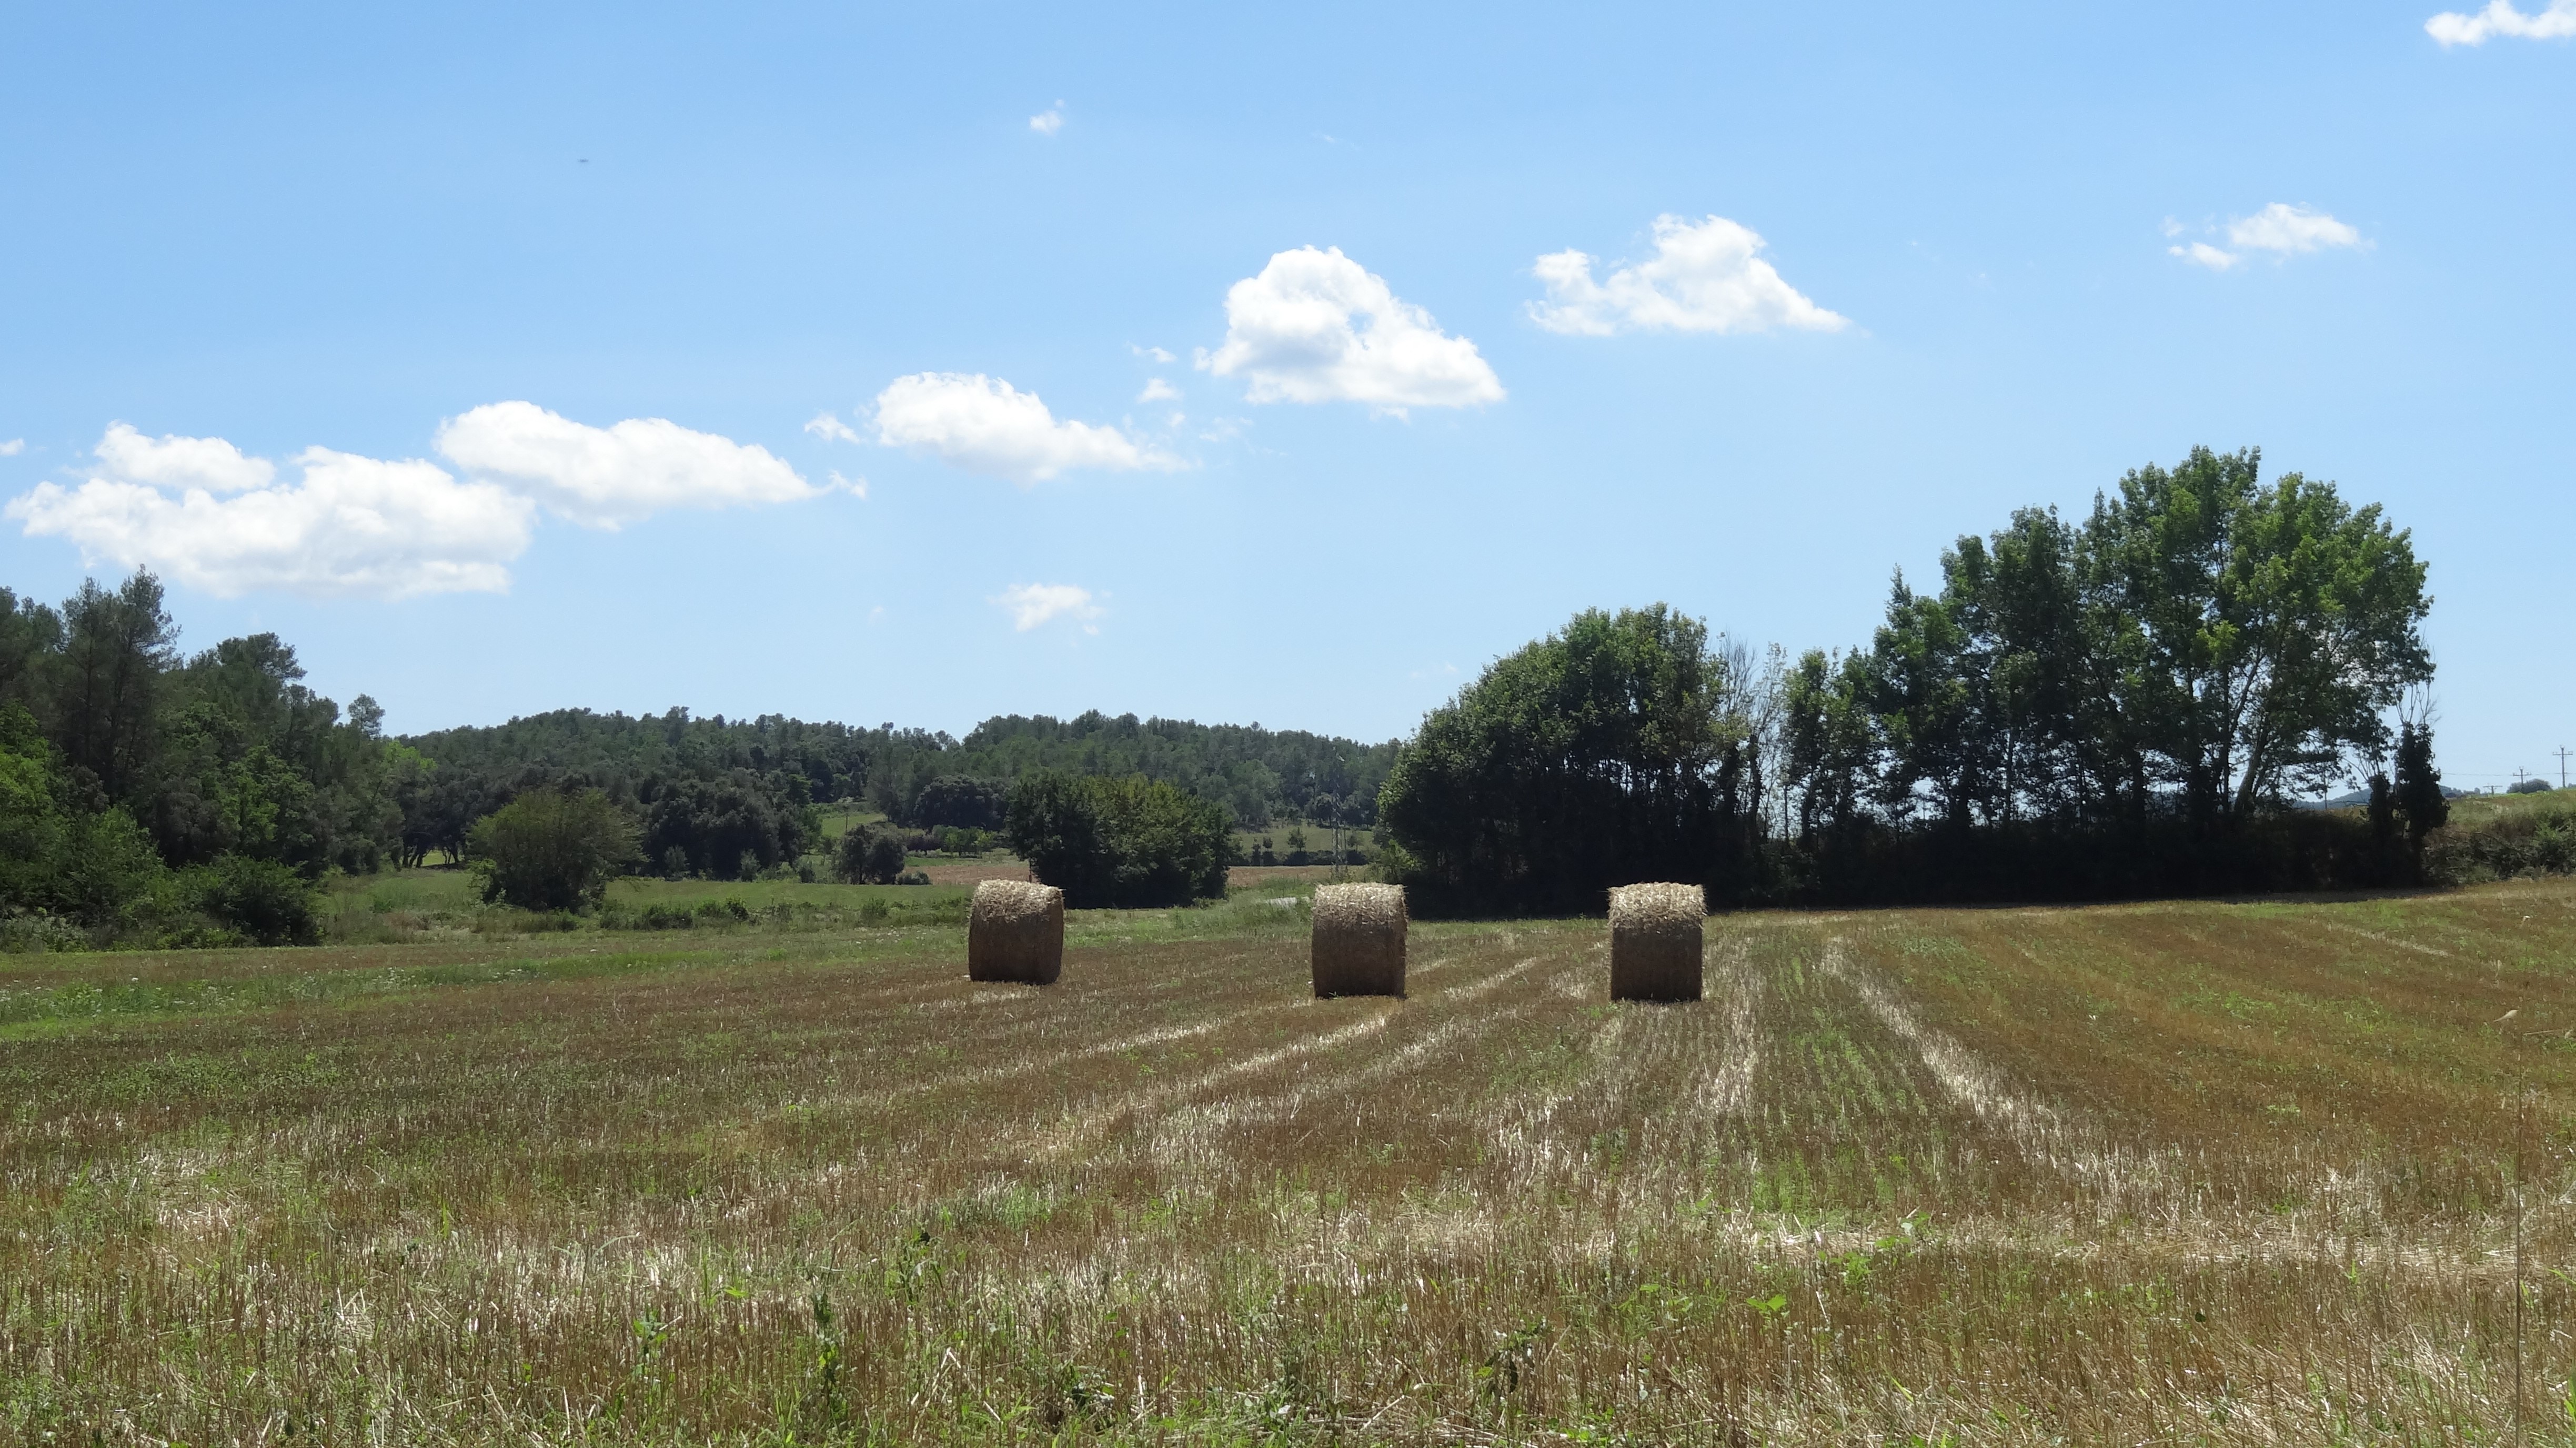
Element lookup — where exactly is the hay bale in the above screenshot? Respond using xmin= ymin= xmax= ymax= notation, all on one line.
xmin=968 ymin=879 xmax=1064 ymax=984
xmin=1608 ymin=882 xmax=1704 ymax=1002
xmin=1311 ymin=883 xmax=1406 ymax=997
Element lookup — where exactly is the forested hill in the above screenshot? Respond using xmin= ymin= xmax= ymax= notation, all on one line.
xmin=400 ymin=707 xmax=1397 ymax=831
xmin=941 ymin=713 xmax=1398 ymax=828
xmin=402 ymin=708 xmax=904 ymax=804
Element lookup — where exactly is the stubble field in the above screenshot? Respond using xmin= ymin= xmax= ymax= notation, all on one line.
xmin=6 ymin=880 xmax=2576 ymax=1445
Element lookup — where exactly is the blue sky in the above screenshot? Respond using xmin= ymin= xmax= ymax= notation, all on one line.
xmin=1 ymin=2 xmax=2569 ymax=788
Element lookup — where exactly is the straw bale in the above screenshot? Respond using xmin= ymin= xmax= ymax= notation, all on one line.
xmin=1311 ymin=883 xmax=1407 ymax=997
xmin=968 ymin=879 xmax=1064 ymax=984
xmin=1608 ymin=881 xmax=1704 ymax=1002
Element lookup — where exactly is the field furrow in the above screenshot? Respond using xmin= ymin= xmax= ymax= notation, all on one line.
xmin=8 ymin=887 xmax=2576 ymax=1443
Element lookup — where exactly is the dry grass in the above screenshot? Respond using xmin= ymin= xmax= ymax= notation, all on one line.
xmin=8 ymin=879 xmax=2576 ymax=1443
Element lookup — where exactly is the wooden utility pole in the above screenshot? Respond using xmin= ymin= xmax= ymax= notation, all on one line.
xmin=2556 ymin=746 xmax=2571 ymax=789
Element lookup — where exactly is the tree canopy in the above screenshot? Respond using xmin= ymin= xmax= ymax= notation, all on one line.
xmin=1386 ymin=448 xmax=2438 ymax=913
xmin=1377 ymin=606 xmax=1765 ymax=916
xmin=1004 ymin=772 xmax=1234 ymax=909
xmin=1786 ymin=447 xmax=2431 ymax=836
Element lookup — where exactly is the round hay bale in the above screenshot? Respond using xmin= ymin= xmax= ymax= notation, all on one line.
xmin=968 ymin=879 xmax=1064 ymax=985
xmin=1608 ymin=882 xmax=1704 ymax=1002
xmin=1311 ymin=882 xmax=1406 ymax=997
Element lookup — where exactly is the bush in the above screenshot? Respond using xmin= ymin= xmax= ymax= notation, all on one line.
xmin=938 ymin=826 xmax=990 ymax=855
xmin=833 ymin=824 xmax=907 ymax=884
xmin=1004 ymin=772 xmax=1233 ymax=909
xmin=178 ymin=854 xmax=320 ymax=946
xmin=2426 ymin=803 xmax=2576 ymax=882
xmin=2509 ymin=778 xmax=2553 ymax=796
xmin=468 ymin=788 xmax=640 ymax=912
xmin=895 ymin=869 xmax=931 ymax=886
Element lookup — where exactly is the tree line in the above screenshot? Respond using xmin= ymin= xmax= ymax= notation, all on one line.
xmin=1378 ymin=447 xmax=2448 ymax=914
xmin=399 ymin=706 xmax=1395 ymax=860
xmin=0 ymin=570 xmax=1397 ymax=936
xmin=0 ymin=443 xmax=2466 ymax=937
xmin=0 ymin=574 xmax=409 ymax=943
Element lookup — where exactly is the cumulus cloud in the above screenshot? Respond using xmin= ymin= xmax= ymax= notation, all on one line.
xmin=91 ymin=421 xmax=275 ymax=491
xmin=8 ymin=429 xmax=534 ymax=598
xmin=1133 ymin=345 xmax=1176 ymax=364
xmin=9 ymin=407 xmax=840 ymax=599
xmin=2169 ymin=204 xmax=2367 ymax=270
xmin=435 ymin=401 xmax=817 ymax=529
xmin=0 ymin=439 xmax=23 ymax=457
xmin=2427 ymin=0 xmax=2576 ymax=43
xmin=1529 ymin=215 xmax=1848 ymax=336
xmin=1029 ymin=103 xmax=1065 ymax=135
xmin=993 ymin=582 xmax=1102 ymax=632
xmin=1198 ymin=246 xmax=1503 ymax=412
xmin=1137 ymin=378 xmax=1180 ymax=403
xmin=872 ymin=372 xmax=1176 ymax=485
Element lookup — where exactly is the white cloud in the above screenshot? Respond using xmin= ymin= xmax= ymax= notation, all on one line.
xmin=1138 ymin=377 xmax=1180 ymax=403
xmin=1199 ymin=246 xmax=1503 ymax=412
xmin=8 ymin=429 xmax=534 ymax=598
xmin=2168 ymin=204 xmax=2366 ymax=271
xmin=91 ymin=421 xmax=275 ymax=491
xmin=2169 ymin=240 xmax=2242 ymax=270
xmin=805 ymin=411 xmax=863 ymax=444
xmin=0 ymin=439 xmax=22 ymax=457
xmin=435 ymin=401 xmax=817 ymax=529
xmin=871 ymin=372 xmax=1176 ymax=485
xmin=1528 ymin=215 xmax=1848 ymax=336
xmin=1132 ymin=344 xmax=1176 ymax=364
xmin=993 ymin=582 xmax=1102 ymax=632
xmin=1029 ymin=103 xmax=1064 ymax=135
xmin=2428 ymin=0 xmax=2576 ymax=44
xmin=2226 ymin=203 xmax=2365 ymax=255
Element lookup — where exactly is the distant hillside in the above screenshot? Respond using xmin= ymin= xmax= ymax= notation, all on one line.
xmin=938 ymin=712 xmax=1397 ymax=828
xmin=402 ymin=707 xmax=1396 ymax=829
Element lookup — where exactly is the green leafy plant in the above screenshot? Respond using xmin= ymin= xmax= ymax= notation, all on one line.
xmin=466 ymin=787 xmax=640 ymax=913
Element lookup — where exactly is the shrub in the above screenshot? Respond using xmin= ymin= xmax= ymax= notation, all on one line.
xmin=2509 ymin=778 xmax=2553 ymax=796
xmin=895 ymin=869 xmax=931 ymax=886
xmin=833 ymin=824 xmax=907 ymax=884
xmin=1004 ymin=772 xmax=1232 ymax=909
xmin=467 ymin=788 xmax=640 ymax=913
xmin=2426 ymin=803 xmax=2576 ymax=883
xmin=179 ymin=854 xmax=320 ymax=946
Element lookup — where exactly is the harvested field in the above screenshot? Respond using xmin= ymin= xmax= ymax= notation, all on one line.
xmin=7 ymin=880 xmax=2576 ymax=1443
